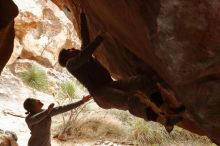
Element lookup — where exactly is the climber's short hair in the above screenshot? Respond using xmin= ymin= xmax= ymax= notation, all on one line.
xmin=58 ymin=48 xmax=80 ymax=67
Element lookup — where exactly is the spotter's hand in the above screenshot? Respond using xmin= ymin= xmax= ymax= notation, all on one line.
xmin=82 ymin=95 xmax=92 ymax=103
xmin=47 ymin=103 xmax=55 ymax=113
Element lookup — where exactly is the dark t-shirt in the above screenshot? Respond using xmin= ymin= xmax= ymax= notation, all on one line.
xmin=65 ymin=36 xmax=112 ymax=92
xmin=67 ymin=58 xmax=112 ymax=92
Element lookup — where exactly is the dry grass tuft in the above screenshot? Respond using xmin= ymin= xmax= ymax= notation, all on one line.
xmin=129 ymin=119 xmax=168 ymax=145
xmin=53 ymin=105 xmax=215 ymax=146
xmin=128 ymin=118 xmax=215 ymax=146
xmin=54 ymin=114 xmax=126 ymax=141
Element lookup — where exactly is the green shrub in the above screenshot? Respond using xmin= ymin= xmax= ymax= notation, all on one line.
xmin=56 ymin=80 xmax=77 ymax=101
xmin=21 ymin=65 xmax=48 ymax=91
xmin=60 ymin=80 xmax=75 ymax=98
xmin=54 ymin=80 xmax=81 ymax=139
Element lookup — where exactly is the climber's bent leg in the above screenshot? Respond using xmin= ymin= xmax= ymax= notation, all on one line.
xmin=90 ymin=86 xmax=130 ymax=110
xmin=110 ymin=75 xmax=165 ymax=107
xmin=91 ymin=86 xmax=166 ymax=124
xmin=90 ymin=84 xmax=158 ymax=121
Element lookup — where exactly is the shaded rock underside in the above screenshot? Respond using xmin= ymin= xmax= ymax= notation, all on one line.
xmin=1 ymin=0 xmax=220 ymax=145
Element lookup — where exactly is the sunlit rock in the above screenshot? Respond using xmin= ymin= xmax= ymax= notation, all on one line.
xmin=12 ymin=0 xmax=80 ymax=66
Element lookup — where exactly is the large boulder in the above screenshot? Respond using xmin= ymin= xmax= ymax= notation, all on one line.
xmin=51 ymin=0 xmax=220 ymax=144
xmin=0 ymin=131 xmax=18 ymax=146
xmin=1 ymin=0 xmax=220 ymax=145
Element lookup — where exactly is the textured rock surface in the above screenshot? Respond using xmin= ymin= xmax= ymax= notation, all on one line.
xmin=51 ymin=0 xmax=220 ymax=144
xmin=1 ymin=0 xmax=220 ymax=144
xmin=0 ymin=0 xmax=18 ymax=74
xmin=11 ymin=0 xmax=80 ymax=67
xmin=0 ymin=131 xmax=18 ymax=146
xmin=0 ymin=134 xmax=11 ymax=146
xmin=7 ymin=38 xmax=23 ymax=65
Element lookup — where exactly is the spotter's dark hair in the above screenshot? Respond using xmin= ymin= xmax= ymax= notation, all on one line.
xmin=23 ymin=98 xmax=36 ymax=115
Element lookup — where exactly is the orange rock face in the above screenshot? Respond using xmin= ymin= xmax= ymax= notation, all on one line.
xmin=0 ymin=0 xmax=18 ymax=73
xmin=51 ymin=0 xmax=220 ymax=144
xmin=1 ymin=0 xmax=220 ymax=144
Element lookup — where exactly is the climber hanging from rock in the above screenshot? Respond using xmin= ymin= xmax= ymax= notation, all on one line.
xmin=58 ymin=11 xmax=184 ymax=132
